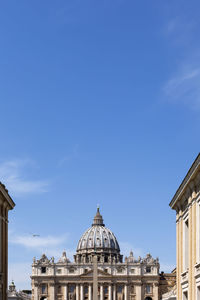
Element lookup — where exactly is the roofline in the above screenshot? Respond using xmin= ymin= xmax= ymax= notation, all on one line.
xmin=169 ymin=153 xmax=200 ymax=209
xmin=0 ymin=182 xmax=15 ymax=209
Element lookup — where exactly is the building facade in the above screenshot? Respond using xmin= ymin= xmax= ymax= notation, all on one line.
xmin=0 ymin=182 xmax=15 ymax=300
xmin=170 ymin=153 xmax=200 ymax=300
xmin=31 ymin=208 xmax=174 ymax=300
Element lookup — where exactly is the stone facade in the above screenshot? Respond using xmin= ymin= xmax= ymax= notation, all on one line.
xmin=31 ymin=209 xmax=175 ymax=300
xmin=170 ymin=153 xmax=200 ymax=299
xmin=0 ymin=182 xmax=15 ymax=300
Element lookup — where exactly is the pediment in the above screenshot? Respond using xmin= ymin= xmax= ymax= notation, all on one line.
xmin=80 ymin=269 xmax=111 ymax=277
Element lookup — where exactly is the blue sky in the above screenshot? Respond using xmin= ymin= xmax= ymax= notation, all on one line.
xmin=1 ymin=0 xmax=200 ymax=290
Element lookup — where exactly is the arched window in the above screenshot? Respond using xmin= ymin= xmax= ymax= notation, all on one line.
xmin=145 ymin=297 xmax=152 ymax=300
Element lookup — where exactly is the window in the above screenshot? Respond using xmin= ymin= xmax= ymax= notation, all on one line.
xmin=41 ymin=284 xmax=46 ymax=294
xmin=57 ymin=269 xmax=62 ymax=274
xmin=57 ymin=286 xmax=62 ymax=294
xmin=183 ymin=291 xmax=188 ymax=300
xmin=130 ymin=269 xmax=135 ymax=274
xmin=104 ymin=287 xmax=108 ymax=295
xmin=130 ymin=286 xmax=135 ymax=294
xmin=69 ymin=268 xmax=75 ymax=273
xmin=84 ymin=286 xmax=88 ymax=294
xmin=69 ymin=285 xmax=75 ymax=293
xmin=117 ymin=286 xmax=123 ymax=293
xmin=146 ymin=285 xmax=151 ymax=294
xmin=41 ymin=267 xmax=46 ymax=273
xmin=117 ymin=267 xmax=123 ymax=273
xmin=197 ymin=286 xmax=200 ymax=300
xmin=146 ymin=267 xmax=151 ymax=273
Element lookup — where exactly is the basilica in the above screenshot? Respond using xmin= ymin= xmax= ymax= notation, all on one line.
xmin=31 ymin=208 xmax=175 ymax=300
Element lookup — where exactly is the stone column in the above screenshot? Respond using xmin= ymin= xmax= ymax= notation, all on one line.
xmin=34 ymin=284 xmax=38 ymax=300
xmin=124 ymin=285 xmax=127 ymax=300
xmin=80 ymin=284 xmax=84 ymax=300
xmin=100 ymin=284 xmax=104 ymax=300
xmin=136 ymin=285 xmax=142 ymax=300
xmin=64 ymin=284 xmax=68 ymax=300
xmin=113 ymin=285 xmax=116 ymax=300
xmin=49 ymin=283 xmax=55 ymax=300
xmin=153 ymin=283 xmax=158 ymax=300
xmin=76 ymin=284 xmax=80 ymax=300
xmin=108 ymin=285 xmax=112 ymax=300
xmin=89 ymin=284 xmax=92 ymax=300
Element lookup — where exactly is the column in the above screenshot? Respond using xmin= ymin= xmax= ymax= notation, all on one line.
xmin=80 ymin=284 xmax=84 ymax=300
xmin=108 ymin=285 xmax=112 ymax=300
xmin=50 ymin=283 xmax=55 ymax=300
xmin=124 ymin=285 xmax=127 ymax=300
xmin=153 ymin=283 xmax=158 ymax=300
xmin=34 ymin=284 xmax=38 ymax=300
xmin=64 ymin=284 xmax=68 ymax=300
xmin=136 ymin=285 xmax=142 ymax=300
xmin=113 ymin=285 xmax=116 ymax=300
xmin=100 ymin=284 xmax=104 ymax=300
xmin=76 ymin=284 xmax=80 ymax=300
xmin=89 ymin=284 xmax=92 ymax=300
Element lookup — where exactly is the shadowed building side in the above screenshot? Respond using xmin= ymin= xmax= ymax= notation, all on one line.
xmin=0 ymin=183 xmax=15 ymax=300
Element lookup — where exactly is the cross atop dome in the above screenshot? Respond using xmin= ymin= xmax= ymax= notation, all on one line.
xmin=92 ymin=207 xmax=105 ymax=226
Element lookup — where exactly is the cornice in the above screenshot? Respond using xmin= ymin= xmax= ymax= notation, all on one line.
xmin=169 ymin=153 xmax=200 ymax=209
xmin=0 ymin=182 xmax=15 ymax=210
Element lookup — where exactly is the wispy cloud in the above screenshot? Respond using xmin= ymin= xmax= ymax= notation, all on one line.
xmin=119 ymin=241 xmax=143 ymax=258
xmin=0 ymin=159 xmax=48 ymax=197
xmin=10 ymin=234 xmax=67 ymax=249
xmin=163 ymin=14 xmax=200 ymax=110
xmin=58 ymin=144 xmax=79 ymax=166
xmin=164 ymin=16 xmax=196 ymax=46
xmin=9 ymin=231 xmax=75 ymax=260
xmin=163 ymin=64 xmax=200 ymax=109
xmin=8 ymin=262 xmax=31 ymax=290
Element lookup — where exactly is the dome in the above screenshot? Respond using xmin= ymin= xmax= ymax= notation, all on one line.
xmin=75 ymin=208 xmax=122 ymax=263
xmin=77 ymin=224 xmax=120 ymax=252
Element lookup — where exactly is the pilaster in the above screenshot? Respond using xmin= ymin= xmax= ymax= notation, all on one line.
xmin=100 ymin=284 xmax=104 ymax=300
xmin=89 ymin=284 xmax=92 ymax=300
xmin=80 ymin=284 xmax=84 ymax=300
xmin=108 ymin=285 xmax=112 ymax=300
xmin=49 ymin=283 xmax=55 ymax=300
xmin=63 ymin=284 xmax=68 ymax=300
xmin=136 ymin=284 xmax=142 ymax=300
xmin=113 ymin=284 xmax=116 ymax=300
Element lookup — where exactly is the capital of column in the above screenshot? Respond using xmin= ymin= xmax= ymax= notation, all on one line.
xmin=49 ymin=282 xmax=55 ymax=287
xmin=153 ymin=282 xmax=159 ymax=287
